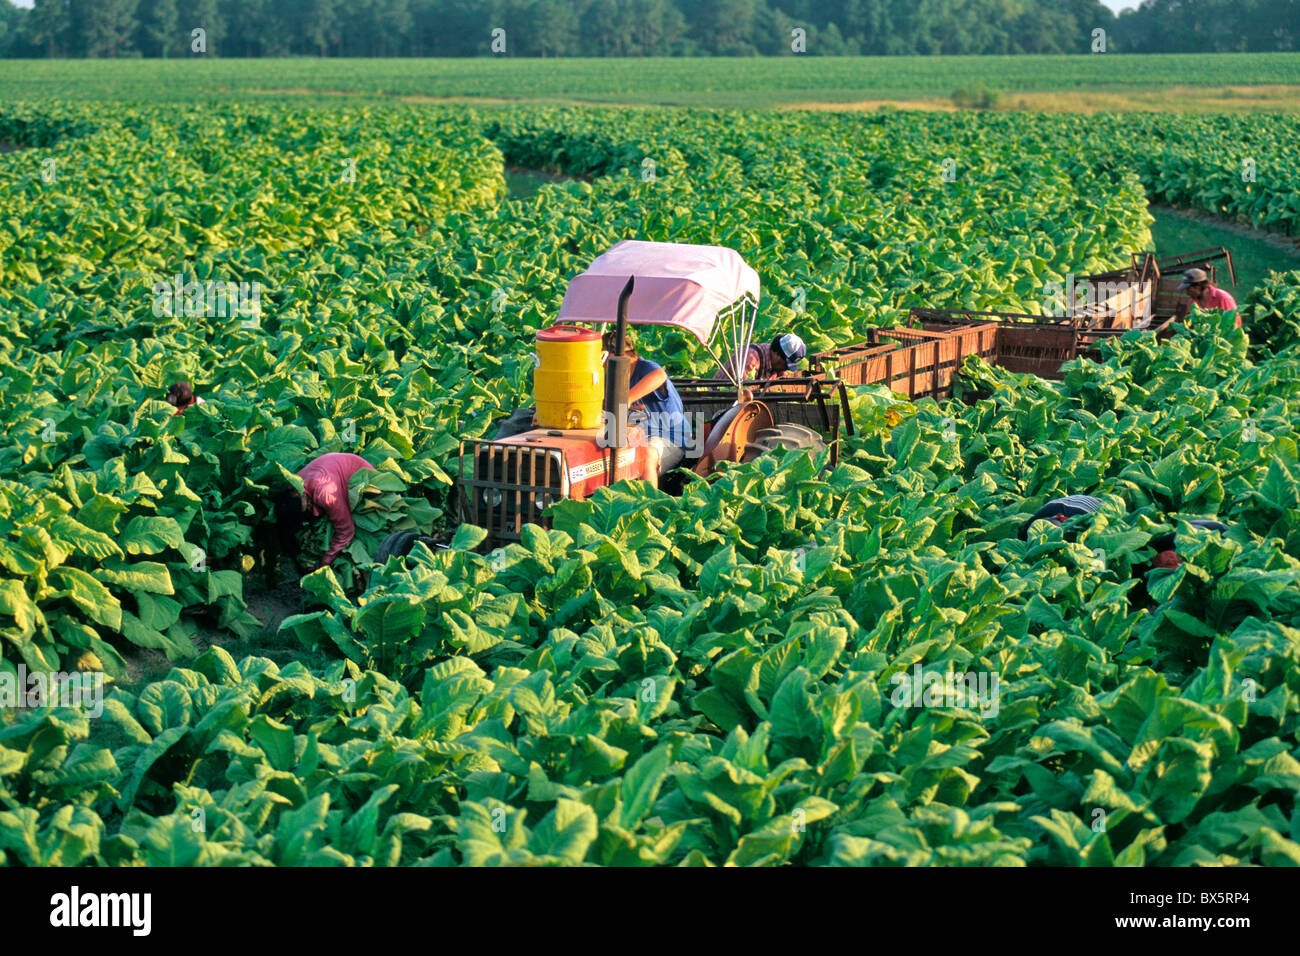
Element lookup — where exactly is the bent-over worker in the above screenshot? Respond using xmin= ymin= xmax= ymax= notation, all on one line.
xmin=274 ymin=452 xmax=375 ymax=572
xmin=165 ymin=381 xmax=205 ymax=414
xmin=1147 ymin=519 xmax=1230 ymax=570
xmin=1019 ymin=494 xmax=1103 ymax=539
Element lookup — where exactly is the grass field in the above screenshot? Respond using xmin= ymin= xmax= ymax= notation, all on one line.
xmin=4 ymin=53 xmax=1300 ymax=110
xmin=1150 ymin=208 xmax=1300 ymax=295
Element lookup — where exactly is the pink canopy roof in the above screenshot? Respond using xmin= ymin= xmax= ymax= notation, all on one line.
xmin=557 ymin=240 xmax=760 ymax=346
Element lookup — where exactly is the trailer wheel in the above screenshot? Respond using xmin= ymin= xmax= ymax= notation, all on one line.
xmin=745 ymin=424 xmax=827 ymax=458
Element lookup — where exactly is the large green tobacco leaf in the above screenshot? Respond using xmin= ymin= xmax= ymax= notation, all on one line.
xmin=0 ymin=579 xmax=40 ymax=640
xmin=528 ymin=799 xmax=598 ymax=864
xmin=119 ymin=516 xmax=186 ymax=556
xmin=618 ymin=743 xmax=674 ymax=831
xmin=92 ymin=561 xmax=174 ymax=595
xmin=770 ymin=667 xmax=822 ymax=748
xmin=249 ymin=715 xmax=296 ymax=773
xmin=355 ymin=597 xmax=426 ymax=648
xmin=50 ymin=567 xmax=122 ymax=630
xmin=454 ymin=801 xmax=531 ymax=867
xmin=0 ymin=805 xmax=105 ymax=866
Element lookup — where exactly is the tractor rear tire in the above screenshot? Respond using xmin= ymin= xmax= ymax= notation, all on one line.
xmin=493 ymin=407 xmax=537 ymax=440
xmin=745 ymin=424 xmax=827 ymax=458
xmin=376 ymin=531 xmax=443 ymax=564
xmin=376 ymin=531 xmax=419 ymax=563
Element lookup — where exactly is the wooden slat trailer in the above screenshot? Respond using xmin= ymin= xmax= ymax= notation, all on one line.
xmin=810 ymin=247 xmax=1237 ymax=394
xmin=808 ymin=321 xmax=999 ymax=398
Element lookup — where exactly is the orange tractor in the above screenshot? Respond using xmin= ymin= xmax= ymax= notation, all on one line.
xmin=457 ymin=240 xmax=848 ymax=545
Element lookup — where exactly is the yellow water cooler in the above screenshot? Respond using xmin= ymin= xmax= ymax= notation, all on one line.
xmin=533 ymin=325 xmax=605 ymax=429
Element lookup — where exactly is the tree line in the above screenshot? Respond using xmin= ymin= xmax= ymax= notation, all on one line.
xmin=0 ymin=0 xmax=1295 ymax=59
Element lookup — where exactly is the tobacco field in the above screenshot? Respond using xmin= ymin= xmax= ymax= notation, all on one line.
xmin=0 ymin=101 xmax=1298 ymax=866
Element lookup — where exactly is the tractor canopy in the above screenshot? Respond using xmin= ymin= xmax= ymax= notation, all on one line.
xmin=557 ymin=241 xmax=761 ymax=388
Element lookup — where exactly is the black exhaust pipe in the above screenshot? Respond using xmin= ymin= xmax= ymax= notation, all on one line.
xmin=604 ymin=276 xmax=635 ymax=480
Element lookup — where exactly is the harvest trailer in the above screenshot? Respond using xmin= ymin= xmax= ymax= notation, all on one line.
xmin=811 ymin=247 xmax=1235 ymax=389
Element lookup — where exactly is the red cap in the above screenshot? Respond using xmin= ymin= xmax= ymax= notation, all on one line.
xmin=537 ymin=325 xmax=600 ymax=342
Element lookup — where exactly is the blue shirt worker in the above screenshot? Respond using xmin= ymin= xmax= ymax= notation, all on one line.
xmin=603 ymin=329 xmax=688 ymax=489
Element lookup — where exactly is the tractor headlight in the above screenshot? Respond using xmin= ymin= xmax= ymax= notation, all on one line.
xmin=482 ymin=489 xmax=503 ymax=509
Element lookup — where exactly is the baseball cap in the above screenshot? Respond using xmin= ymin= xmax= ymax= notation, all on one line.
xmin=775 ymin=333 xmax=807 ymax=370
xmin=1178 ymin=268 xmax=1208 ymax=291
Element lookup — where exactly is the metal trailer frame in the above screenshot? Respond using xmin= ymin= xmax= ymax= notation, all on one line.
xmin=1074 ymin=252 xmax=1160 ymax=330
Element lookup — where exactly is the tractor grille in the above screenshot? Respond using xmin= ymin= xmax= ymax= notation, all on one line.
xmin=459 ymin=440 xmax=566 ymax=545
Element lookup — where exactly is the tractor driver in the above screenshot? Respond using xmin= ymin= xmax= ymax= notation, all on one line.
xmin=603 ymin=329 xmax=687 ymax=490
xmin=714 ymin=332 xmax=807 ymax=383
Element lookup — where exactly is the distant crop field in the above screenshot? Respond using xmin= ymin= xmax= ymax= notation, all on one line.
xmin=3 ymin=54 xmax=1300 ymax=109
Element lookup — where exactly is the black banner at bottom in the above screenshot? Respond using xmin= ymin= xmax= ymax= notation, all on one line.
xmin=0 ymin=864 xmax=1287 ymax=942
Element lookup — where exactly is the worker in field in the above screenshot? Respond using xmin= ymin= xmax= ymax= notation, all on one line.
xmin=1131 ymin=519 xmax=1232 ymax=608
xmin=1146 ymin=519 xmax=1230 ymax=570
xmin=273 ymin=451 xmax=375 ymax=573
xmin=1018 ymin=496 xmax=1232 ymax=604
xmin=1017 ymin=495 xmax=1231 ymax=556
xmin=714 ymin=332 xmax=808 ymax=383
xmin=602 ymin=329 xmax=688 ymax=490
xmin=1018 ymin=494 xmax=1103 ymax=539
xmin=165 ymin=381 xmax=205 ymax=414
xmin=1179 ymin=268 xmax=1241 ymax=328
